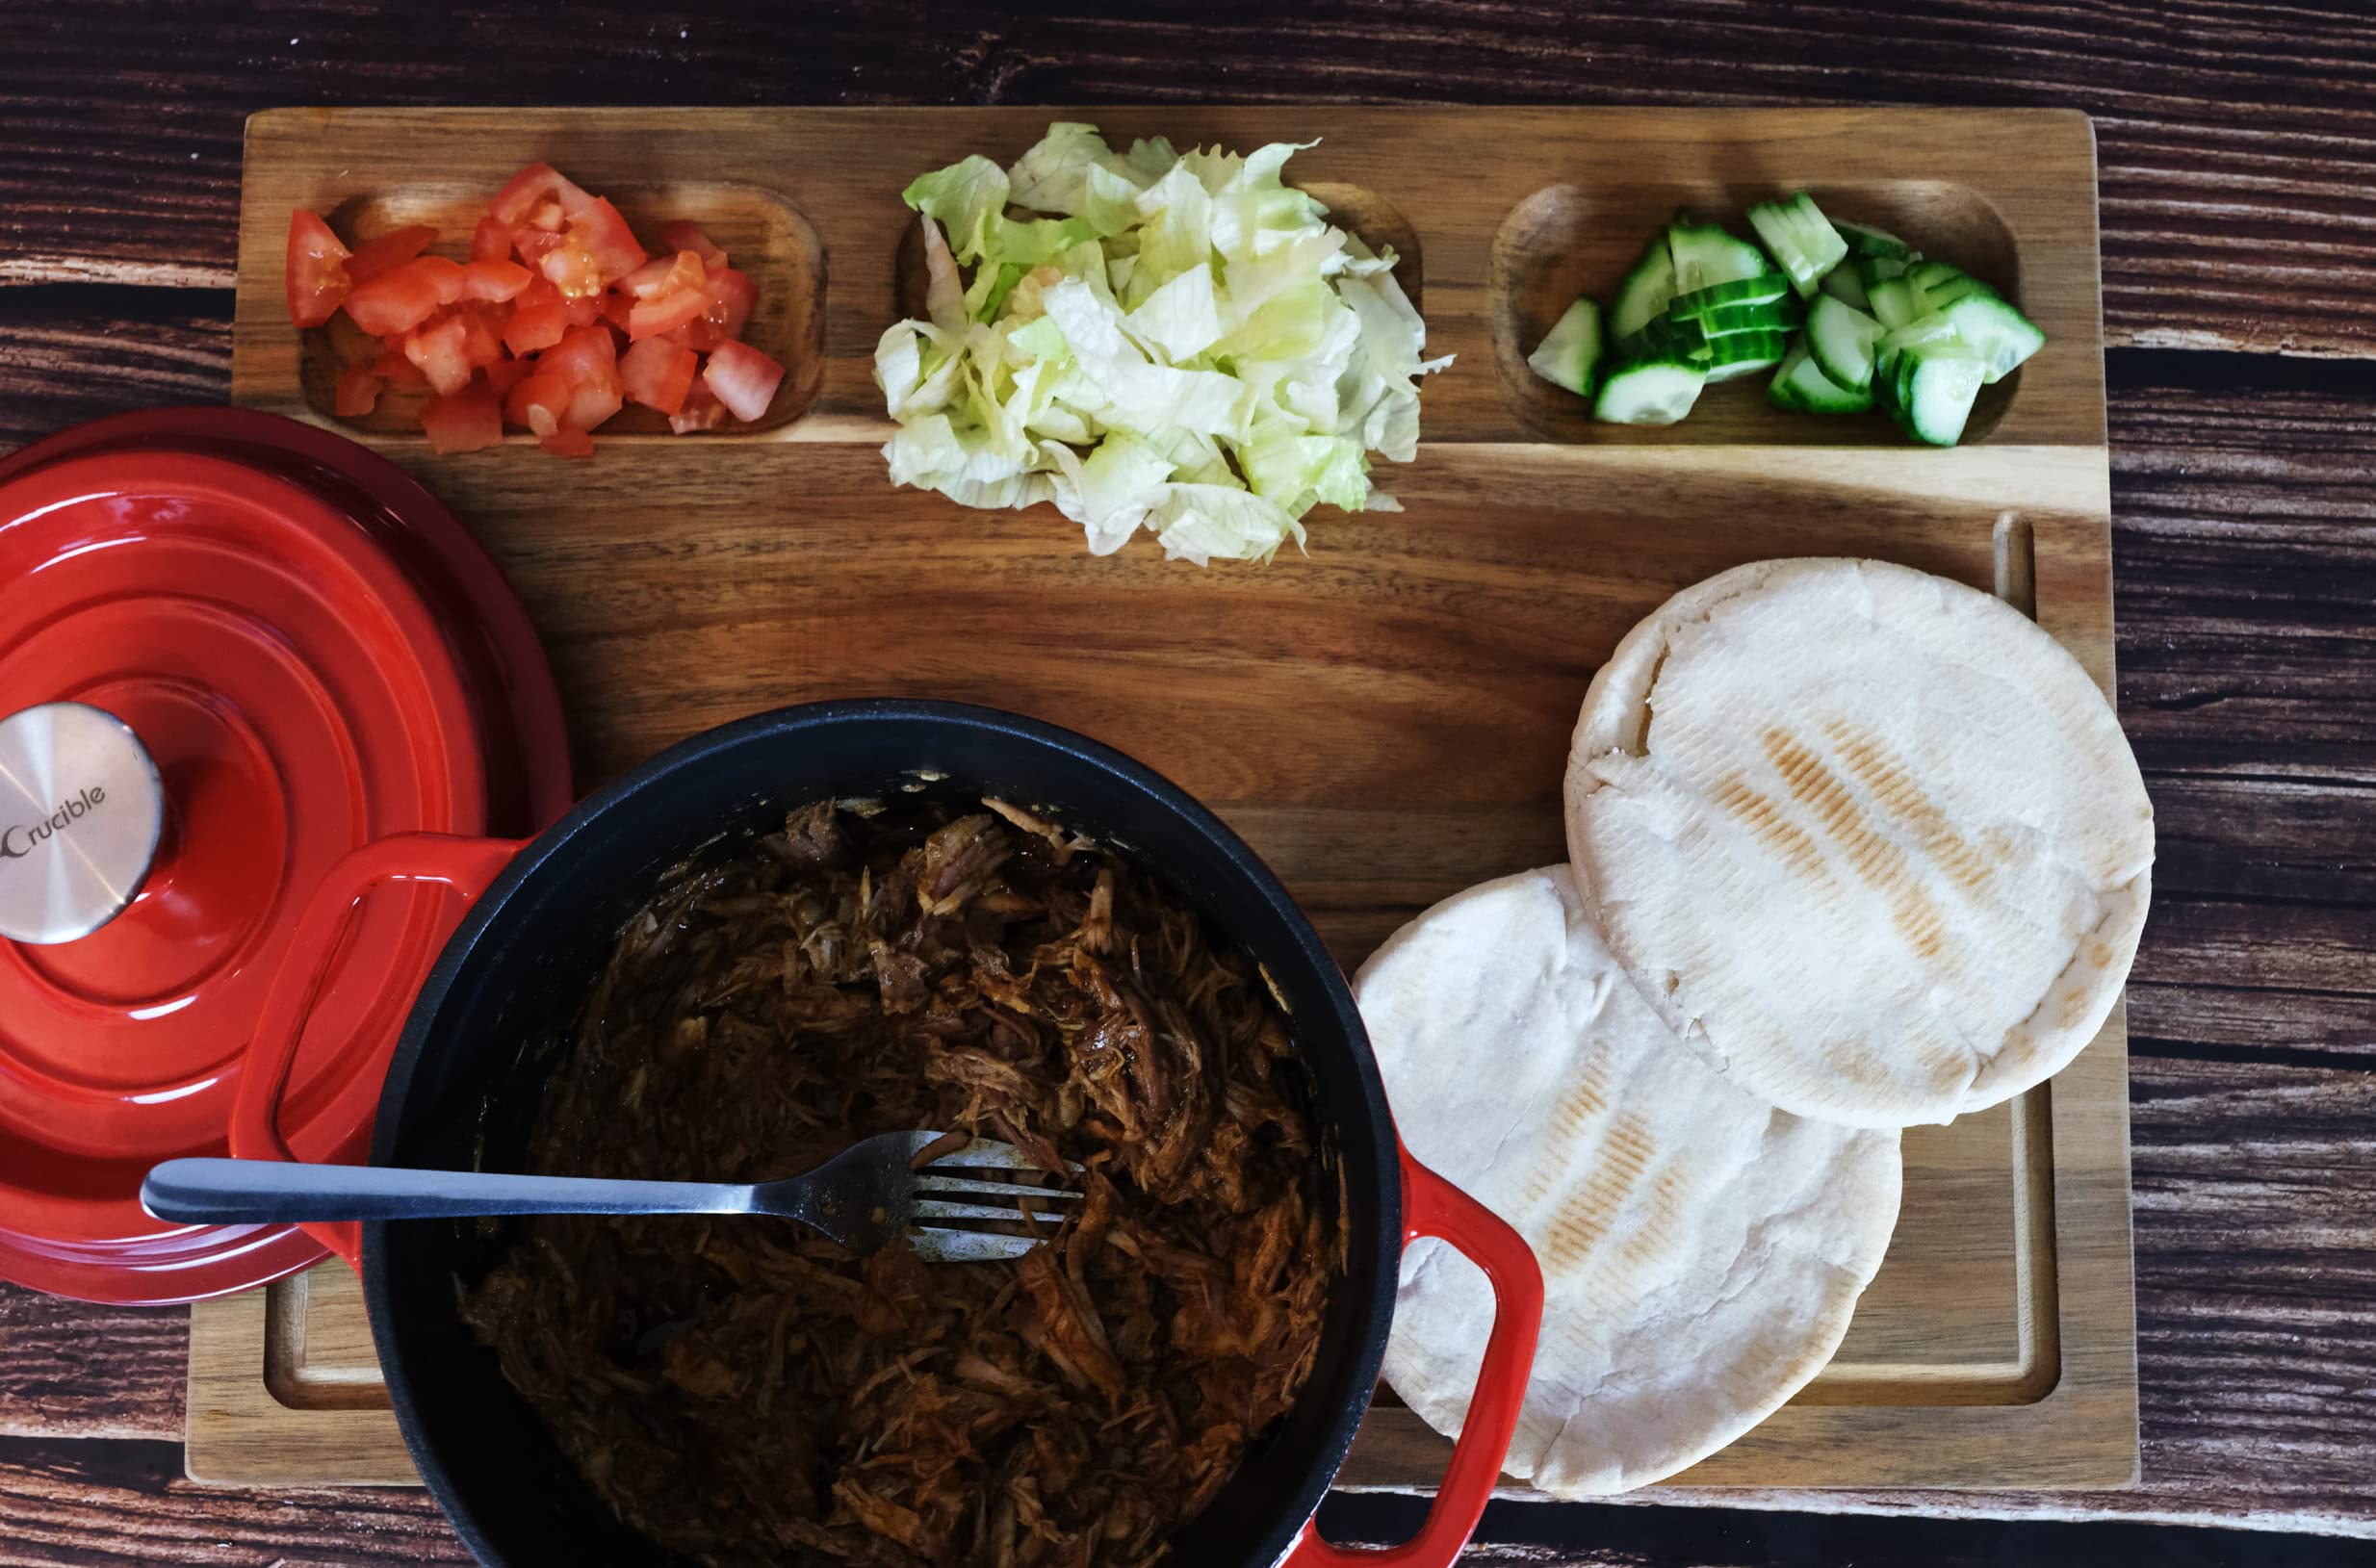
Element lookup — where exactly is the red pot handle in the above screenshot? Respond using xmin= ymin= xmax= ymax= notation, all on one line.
xmin=227 ymin=833 xmax=524 ymax=1272
xmin=1287 ymin=1149 xmax=1543 ymax=1568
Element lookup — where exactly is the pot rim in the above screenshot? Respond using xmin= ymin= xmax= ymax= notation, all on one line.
xmin=362 ymin=697 xmax=1403 ymax=1568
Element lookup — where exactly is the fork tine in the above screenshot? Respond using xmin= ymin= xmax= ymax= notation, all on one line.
xmin=912 ymin=1197 xmax=1061 ymax=1224
xmin=909 ymin=1225 xmax=1042 ymax=1263
xmin=915 ymin=1173 xmax=1084 ymax=1202
xmin=921 ymin=1137 xmax=1082 ymax=1174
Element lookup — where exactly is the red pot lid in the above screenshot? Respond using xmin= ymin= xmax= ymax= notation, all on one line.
xmin=0 ymin=412 xmax=569 ymax=1304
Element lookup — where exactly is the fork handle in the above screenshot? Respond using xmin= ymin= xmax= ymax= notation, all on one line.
xmin=142 ymin=1158 xmax=757 ymax=1225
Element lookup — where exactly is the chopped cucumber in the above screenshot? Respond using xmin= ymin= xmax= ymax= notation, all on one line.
xmin=1834 ymin=218 xmax=1915 ymax=261
xmin=1821 ymin=264 xmax=1872 ymax=312
xmin=1804 ymin=293 xmax=1886 ymax=396
xmin=1610 ymin=236 xmax=1679 ymax=341
xmin=1666 ymin=219 xmax=1772 ymax=294
xmin=1526 ymin=297 xmax=1607 ymax=397
xmin=1701 ymin=328 xmax=1791 ymax=382
xmin=1938 ymin=295 xmax=2046 ymax=383
xmin=1898 ymin=345 xmax=1988 ymax=446
xmin=1911 ymin=267 xmax=1997 ymax=311
xmin=1616 ymin=312 xmax=1712 ymax=366
xmin=1768 ymin=340 xmax=1872 ymax=414
xmin=1592 ymin=358 xmax=1708 ymax=425
xmin=1667 ymin=272 xmax=1792 ymax=321
xmin=1856 ymin=254 xmax=1912 ymax=289
xmin=1746 ymin=191 xmax=1851 ymax=297
xmin=1866 ymin=276 xmax=1921 ymax=331
xmin=1696 ymin=295 xmax=1806 ymax=335
xmin=1903 ymin=259 xmax=1992 ymax=296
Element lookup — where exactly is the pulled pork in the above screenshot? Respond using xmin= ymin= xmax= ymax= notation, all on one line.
xmin=459 ymin=798 xmax=1339 ymax=1567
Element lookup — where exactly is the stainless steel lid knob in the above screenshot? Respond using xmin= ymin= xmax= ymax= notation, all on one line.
xmin=0 ymin=702 xmax=166 ymax=944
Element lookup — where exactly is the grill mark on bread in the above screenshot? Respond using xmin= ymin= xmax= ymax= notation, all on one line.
xmin=1762 ymin=729 xmax=1948 ymax=964
xmin=1541 ymin=1113 xmax=1654 ymax=1276
xmin=1823 ymin=721 xmax=2001 ymax=893
xmin=1710 ymin=772 xmax=1827 ymax=884
xmin=1617 ymin=1167 xmax=1689 ymax=1270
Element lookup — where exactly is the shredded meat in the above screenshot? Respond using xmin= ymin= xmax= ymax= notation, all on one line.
xmin=459 ymin=797 xmax=1339 ymax=1568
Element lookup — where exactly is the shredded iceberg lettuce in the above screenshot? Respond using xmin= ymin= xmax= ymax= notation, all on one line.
xmin=876 ymin=122 xmax=1450 ymax=564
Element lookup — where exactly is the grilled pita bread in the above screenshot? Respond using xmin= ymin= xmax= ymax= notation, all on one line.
xmin=1356 ymin=866 xmax=1901 ymax=1496
xmin=1566 ymin=557 xmax=2154 ymax=1127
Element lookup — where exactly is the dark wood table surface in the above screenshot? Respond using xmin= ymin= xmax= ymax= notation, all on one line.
xmin=3 ymin=5 xmax=2371 ymax=1565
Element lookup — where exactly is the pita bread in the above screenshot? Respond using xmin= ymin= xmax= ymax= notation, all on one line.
xmin=1565 ymin=557 xmax=2154 ymax=1128
xmin=1356 ymin=866 xmax=1901 ymax=1496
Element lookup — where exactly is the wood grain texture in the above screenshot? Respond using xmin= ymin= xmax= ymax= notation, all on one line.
xmin=4 ymin=1 xmax=2376 ymax=357
xmin=0 ymin=1294 xmax=181 ymax=1443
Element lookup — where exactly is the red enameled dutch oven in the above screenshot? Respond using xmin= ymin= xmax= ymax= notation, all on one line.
xmin=234 ymin=699 xmax=1543 ymax=1568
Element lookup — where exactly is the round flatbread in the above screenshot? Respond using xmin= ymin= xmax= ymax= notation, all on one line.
xmin=1565 ymin=557 xmax=2154 ymax=1128
xmin=1356 ymin=866 xmax=1901 ymax=1497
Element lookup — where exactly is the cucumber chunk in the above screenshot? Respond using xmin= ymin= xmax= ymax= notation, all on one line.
xmin=1610 ymin=236 xmax=1679 ymax=341
xmin=1667 ymin=272 xmax=1792 ymax=321
xmin=1834 ymin=218 xmax=1914 ymax=261
xmin=1899 ymin=345 xmax=1987 ymax=446
xmin=1821 ymin=264 xmax=1872 ymax=312
xmin=1939 ymin=295 xmax=2046 ymax=383
xmin=1804 ymin=293 xmax=1886 ymax=396
xmin=1526 ymin=297 xmax=1607 ymax=398
xmin=1701 ymin=328 xmax=1791 ymax=382
xmin=1695 ymin=295 xmax=1806 ymax=335
xmin=1746 ymin=191 xmax=1851 ymax=297
xmin=1592 ymin=357 xmax=1708 ymax=425
xmin=1666 ymin=220 xmax=1772 ymax=294
xmin=1866 ymin=276 xmax=1920 ymax=331
xmin=1856 ymin=254 xmax=1912 ymax=289
xmin=1617 ymin=312 xmax=1713 ymax=366
xmin=1768 ymin=340 xmax=1872 ymax=414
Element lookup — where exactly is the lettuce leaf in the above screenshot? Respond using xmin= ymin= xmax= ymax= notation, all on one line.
xmin=879 ymin=122 xmax=1449 ymax=562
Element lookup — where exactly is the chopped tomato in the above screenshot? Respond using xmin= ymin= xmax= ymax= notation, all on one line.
xmin=285 ymin=210 xmax=350 ymax=328
xmin=628 ymin=287 xmax=706 ymax=343
xmin=664 ymin=267 xmax=757 ymax=351
xmin=539 ymin=323 xmax=625 ymax=430
xmin=482 ymin=357 xmax=534 ymax=397
xmin=562 ymin=292 xmax=605 ymax=327
xmin=702 ymin=339 xmax=785 ymax=423
xmin=488 ymin=162 xmax=594 ymax=228
xmin=569 ymin=199 xmax=647 ymax=285
xmin=344 ymin=225 xmax=438 ymax=286
xmin=419 ymin=380 xmax=504 ymax=455
xmin=370 ymin=339 xmax=429 ymax=386
xmin=503 ymin=280 xmax=571 ymax=356
xmin=620 ymin=250 xmax=705 ymax=300
xmin=470 ymin=216 xmax=512 ymax=264
xmin=511 ymin=225 xmax=566 ymax=266
xmin=600 ymin=289 xmax=635 ymax=336
xmin=537 ymin=235 xmax=607 ymax=299
xmin=451 ymin=304 xmax=508 ymax=369
xmin=345 ymin=255 xmax=467 ymax=336
xmin=659 ymin=219 xmax=727 ymax=270
xmin=461 ymin=258 xmax=532 ymax=302
xmin=403 ymin=314 xmax=477 ymax=398
xmin=620 ymin=338 xmax=698 ymax=417
xmin=334 ymin=365 xmax=382 ymax=418
xmin=538 ymin=427 xmax=597 ymax=458
xmin=504 ymin=367 xmax=572 ymax=436
xmin=667 ymin=376 xmax=731 ymax=435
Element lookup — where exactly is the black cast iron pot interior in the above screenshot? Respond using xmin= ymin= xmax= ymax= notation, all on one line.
xmin=363 ymin=700 xmax=1401 ymax=1568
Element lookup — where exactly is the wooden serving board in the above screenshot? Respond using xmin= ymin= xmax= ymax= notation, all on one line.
xmin=191 ymin=106 xmax=2132 ymax=1496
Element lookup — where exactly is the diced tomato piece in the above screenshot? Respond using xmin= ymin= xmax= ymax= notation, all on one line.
xmin=702 ymin=339 xmax=785 ymax=423
xmin=600 ymin=290 xmax=635 ymax=335
xmin=333 ymin=365 xmax=382 ymax=418
xmin=614 ymin=255 xmax=676 ymax=299
xmin=538 ymin=237 xmax=607 ymax=299
xmin=562 ymin=293 xmax=605 ymax=327
xmin=403 ymin=314 xmax=477 ymax=398
xmin=511 ymin=225 xmax=566 ymax=265
xmin=344 ymin=225 xmax=438 ymax=286
xmin=504 ymin=367 xmax=572 ymax=436
xmin=664 ymin=267 xmax=758 ymax=351
xmin=620 ymin=338 xmax=699 ymax=417
xmin=619 ymin=250 xmax=705 ymax=301
xmin=450 ymin=305 xmax=508 ymax=369
xmin=285 ymin=210 xmax=351 ymax=328
xmin=488 ymin=162 xmax=594 ymax=227
xmin=627 ymin=287 xmax=706 ymax=343
xmin=659 ymin=219 xmax=727 ymax=270
xmin=538 ymin=324 xmax=625 ymax=431
xmin=419 ymin=380 xmax=504 ymax=455
xmin=482 ymin=357 xmax=534 ymax=397
xmin=667 ymin=376 xmax=731 ymax=435
xmin=538 ymin=427 xmax=597 ymax=458
xmin=346 ymin=256 xmax=466 ymax=336
xmin=570 ymin=199 xmax=646 ymax=285
xmin=503 ymin=280 xmax=571 ymax=356
xmin=470 ymin=216 xmax=512 ymax=264
xmin=371 ymin=338 xmax=429 ymax=387
xmin=461 ymin=258 xmax=532 ymax=302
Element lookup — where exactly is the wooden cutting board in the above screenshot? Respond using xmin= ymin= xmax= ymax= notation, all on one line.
xmin=191 ymin=105 xmax=2133 ymax=1495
